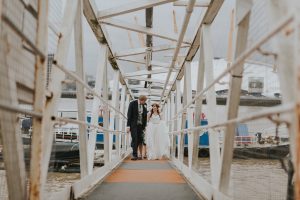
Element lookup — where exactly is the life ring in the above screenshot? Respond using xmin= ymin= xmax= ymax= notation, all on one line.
xmin=199 ymin=149 xmax=209 ymax=157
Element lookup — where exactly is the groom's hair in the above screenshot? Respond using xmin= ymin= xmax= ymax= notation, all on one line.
xmin=138 ymin=95 xmax=147 ymax=101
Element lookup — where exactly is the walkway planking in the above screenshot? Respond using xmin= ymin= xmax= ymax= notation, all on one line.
xmin=85 ymin=158 xmax=202 ymax=200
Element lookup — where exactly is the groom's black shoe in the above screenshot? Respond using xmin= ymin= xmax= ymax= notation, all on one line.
xmin=131 ymin=157 xmax=138 ymax=161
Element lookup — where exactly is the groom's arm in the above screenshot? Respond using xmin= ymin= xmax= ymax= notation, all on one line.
xmin=127 ymin=101 xmax=133 ymax=128
xmin=142 ymin=109 xmax=147 ymax=129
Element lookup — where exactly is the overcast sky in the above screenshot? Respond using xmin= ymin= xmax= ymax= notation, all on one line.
xmin=52 ymin=0 xmax=236 ymax=75
xmin=49 ymin=0 xmax=275 ymax=94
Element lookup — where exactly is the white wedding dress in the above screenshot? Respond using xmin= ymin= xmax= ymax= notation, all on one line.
xmin=146 ymin=114 xmax=170 ymax=160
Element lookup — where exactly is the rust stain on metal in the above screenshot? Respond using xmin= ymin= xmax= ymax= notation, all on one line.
xmin=296 ymin=104 xmax=300 ymax=200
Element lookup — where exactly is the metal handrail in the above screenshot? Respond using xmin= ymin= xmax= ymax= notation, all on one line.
xmin=169 ymin=14 xmax=294 ymax=122
xmin=53 ymin=61 xmax=128 ymax=120
xmin=169 ymin=103 xmax=294 ymax=135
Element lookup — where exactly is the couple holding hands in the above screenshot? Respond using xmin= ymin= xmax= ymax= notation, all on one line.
xmin=126 ymin=95 xmax=170 ymax=160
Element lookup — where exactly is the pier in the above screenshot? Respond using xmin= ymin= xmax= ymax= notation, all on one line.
xmin=0 ymin=0 xmax=300 ymax=199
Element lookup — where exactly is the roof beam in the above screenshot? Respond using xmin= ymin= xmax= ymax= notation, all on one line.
xmin=117 ymin=57 xmax=145 ymax=65
xmin=174 ymin=0 xmax=211 ymax=7
xmin=114 ymin=44 xmax=190 ymax=58
xmin=145 ymin=6 xmax=153 ymax=88
xmin=166 ymin=0 xmax=224 ymax=100
xmin=126 ymin=77 xmax=166 ymax=84
xmin=97 ymin=0 xmax=177 ymax=20
xmin=124 ymin=69 xmax=169 ymax=78
xmin=117 ymin=57 xmax=180 ymax=69
xmin=83 ymin=0 xmax=135 ymax=99
xmin=133 ymin=93 xmax=163 ymax=97
xmin=129 ymin=88 xmax=166 ymax=93
xmin=151 ymin=60 xmax=179 ymax=71
xmin=160 ymin=0 xmax=197 ymax=103
xmin=99 ymin=18 xmax=191 ymax=44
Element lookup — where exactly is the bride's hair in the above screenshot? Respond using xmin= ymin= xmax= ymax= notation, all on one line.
xmin=150 ymin=103 xmax=160 ymax=119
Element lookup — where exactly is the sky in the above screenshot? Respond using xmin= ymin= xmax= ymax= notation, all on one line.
xmin=49 ymin=0 xmax=276 ymax=94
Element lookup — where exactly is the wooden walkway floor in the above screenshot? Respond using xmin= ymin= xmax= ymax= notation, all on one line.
xmin=84 ymin=158 xmax=202 ymax=200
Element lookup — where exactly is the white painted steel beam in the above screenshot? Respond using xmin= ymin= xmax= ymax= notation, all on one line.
xmin=170 ymin=92 xmax=176 ymax=158
xmin=175 ymin=80 xmax=182 ymax=160
xmin=124 ymin=69 xmax=169 ymax=78
xmin=97 ymin=0 xmax=177 ymax=20
xmin=126 ymin=77 xmax=167 ymax=84
xmin=83 ymin=0 xmax=134 ymax=99
xmin=0 ymin=31 xmax=27 ymax=200
xmin=192 ymin=29 xmax=204 ymax=169
xmin=120 ymin=85 xmax=126 ymax=155
xmin=202 ymin=25 xmax=220 ymax=187
xmin=164 ymin=0 xmax=224 ymax=103
xmin=160 ymin=0 xmax=196 ymax=103
xmin=99 ymin=18 xmax=191 ymax=44
xmin=292 ymin=1 xmax=300 ymax=198
xmin=102 ymin=53 xmax=110 ymax=164
xmin=118 ymin=57 xmax=180 ymax=70
xmin=88 ymin=44 xmax=108 ymax=173
xmin=184 ymin=62 xmax=193 ymax=169
xmin=125 ymin=94 xmax=130 ymax=150
xmin=74 ymin=0 xmax=89 ymax=178
xmin=110 ymin=70 xmax=120 ymax=160
xmin=35 ymin=1 xmax=80 ymax=198
xmin=179 ymin=65 xmax=189 ymax=162
xmin=218 ymin=0 xmax=252 ymax=195
xmin=174 ymin=0 xmax=211 ymax=7
xmin=28 ymin=0 xmax=49 ymax=199
xmin=114 ymin=44 xmax=190 ymax=58
xmin=268 ymin=1 xmax=299 ymax=197
xmin=169 ymin=14 xmax=294 ymax=124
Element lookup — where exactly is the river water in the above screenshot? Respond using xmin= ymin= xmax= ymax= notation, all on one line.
xmin=43 ymin=158 xmax=288 ymax=200
xmin=0 ymin=158 xmax=289 ymax=200
xmin=193 ymin=158 xmax=288 ymax=200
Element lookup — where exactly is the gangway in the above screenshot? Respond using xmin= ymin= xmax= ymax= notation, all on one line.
xmin=0 ymin=0 xmax=300 ymax=200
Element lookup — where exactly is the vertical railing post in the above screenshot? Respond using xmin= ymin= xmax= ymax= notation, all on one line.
xmin=176 ymin=80 xmax=182 ymax=160
xmin=167 ymin=97 xmax=171 ymax=131
xmin=28 ymin=0 xmax=49 ymax=199
xmin=293 ymin=1 xmax=300 ymax=198
xmin=184 ymin=62 xmax=193 ymax=169
xmin=120 ymin=85 xmax=126 ymax=155
xmin=268 ymin=0 xmax=299 ymax=198
xmin=89 ymin=43 xmax=108 ymax=172
xmin=218 ymin=0 xmax=252 ymax=196
xmin=167 ymin=97 xmax=172 ymax=157
xmin=31 ymin=1 xmax=80 ymax=198
xmin=202 ymin=24 xmax=221 ymax=186
xmin=74 ymin=0 xmax=89 ymax=177
xmin=110 ymin=70 xmax=120 ymax=160
xmin=125 ymin=94 xmax=130 ymax=151
xmin=170 ymin=92 xmax=176 ymax=158
xmin=102 ymin=55 xmax=110 ymax=164
xmin=192 ymin=29 xmax=205 ymax=169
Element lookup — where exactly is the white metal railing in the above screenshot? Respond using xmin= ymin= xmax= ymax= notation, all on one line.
xmin=166 ymin=3 xmax=296 ymax=200
xmin=169 ymin=14 xmax=294 ymax=122
xmin=0 ymin=0 xmax=299 ymax=200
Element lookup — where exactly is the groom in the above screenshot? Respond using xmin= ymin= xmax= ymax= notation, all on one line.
xmin=126 ymin=95 xmax=147 ymax=160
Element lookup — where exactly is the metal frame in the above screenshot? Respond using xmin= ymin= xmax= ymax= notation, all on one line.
xmin=1 ymin=0 xmax=300 ymax=199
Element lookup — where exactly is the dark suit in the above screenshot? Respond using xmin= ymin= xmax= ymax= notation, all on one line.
xmin=127 ymin=100 xmax=147 ymax=157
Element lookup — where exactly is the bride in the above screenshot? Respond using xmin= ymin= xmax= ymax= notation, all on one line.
xmin=146 ymin=103 xmax=170 ymax=160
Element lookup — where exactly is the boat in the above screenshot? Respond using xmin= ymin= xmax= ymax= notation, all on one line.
xmin=182 ymin=120 xmax=290 ymax=159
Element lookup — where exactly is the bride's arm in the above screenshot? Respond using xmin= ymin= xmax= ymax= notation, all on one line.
xmin=159 ymin=112 xmax=164 ymax=120
xmin=147 ymin=112 xmax=151 ymax=122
